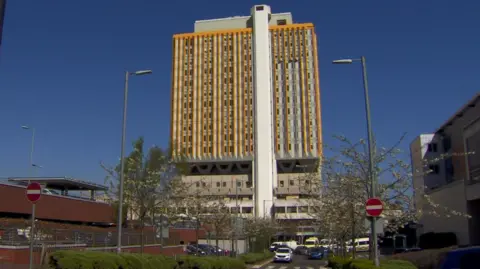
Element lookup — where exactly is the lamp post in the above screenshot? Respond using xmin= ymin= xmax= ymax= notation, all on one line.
xmin=117 ymin=69 xmax=153 ymax=254
xmin=21 ymin=125 xmax=36 ymax=174
xmin=332 ymin=56 xmax=379 ymax=267
xmin=235 ymin=179 xmax=240 ymax=256
xmin=21 ymin=125 xmax=41 ymax=269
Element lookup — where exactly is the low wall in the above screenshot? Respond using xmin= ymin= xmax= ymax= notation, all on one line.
xmin=0 ymin=244 xmax=185 ymax=266
xmin=87 ymin=244 xmax=185 ymax=256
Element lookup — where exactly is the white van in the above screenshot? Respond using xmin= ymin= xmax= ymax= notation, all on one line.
xmin=320 ymin=238 xmax=335 ymax=249
xmin=347 ymin=237 xmax=370 ymax=252
xmin=269 ymin=240 xmax=298 ymax=251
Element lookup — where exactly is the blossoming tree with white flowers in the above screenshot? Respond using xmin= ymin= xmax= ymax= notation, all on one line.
xmin=303 ymin=134 xmax=471 ymax=258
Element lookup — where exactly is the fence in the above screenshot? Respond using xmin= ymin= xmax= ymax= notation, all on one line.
xmin=198 ymin=239 xmax=247 ymax=254
xmin=0 ymin=227 xmax=174 ymax=247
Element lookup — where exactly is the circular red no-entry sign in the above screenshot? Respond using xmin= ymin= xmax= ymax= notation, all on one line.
xmin=26 ymin=182 xmax=42 ymax=203
xmin=365 ymin=197 xmax=383 ymax=217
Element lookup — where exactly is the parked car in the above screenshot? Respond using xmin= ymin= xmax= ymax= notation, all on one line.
xmin=294 ymin=245 xmax=309 ymax=255
xmin=191 ymin=244 xmax=219 ymax=255
xmin=212 ymin=245 xmax=230 ymax=256
xmin=269 ymin=242 xmax=283 ymax=252
xmin=440 ymin=246 xmax=480 ymax=269
xmin=185 ymin=245 xmax=206 ymax=256
xmin=273 ymin=247 xmax=293 ymax=263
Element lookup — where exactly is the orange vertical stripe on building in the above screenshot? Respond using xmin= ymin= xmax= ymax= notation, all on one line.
xmin=312 ymin=31 xmax=323 ymax=156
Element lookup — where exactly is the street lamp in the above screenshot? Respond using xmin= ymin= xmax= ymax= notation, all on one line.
xmin=21 ymin=125 xmax=40 ymax=174
xmin=21 ymin=125 xmax=42 ymax=269
xmin=332 ymin=56 xmax=379 ymax=267
xmin=234 ymin=179 xmax=240 ymax=256
xmin=117 ymin=69 xmax=153 ymax=254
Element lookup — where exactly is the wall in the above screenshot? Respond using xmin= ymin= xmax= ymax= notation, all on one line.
xmin=418 ymin=181 xmax=470 ymax=245
xmin=168 ymin=228 xmax=206 ymax=245
xmin=0 ymin=184 xmax=114 ymax=224
xmin=0 ymin=244 xmax=185 ymax=266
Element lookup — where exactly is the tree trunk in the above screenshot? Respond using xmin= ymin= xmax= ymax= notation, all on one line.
xmin=351 ymin=205 xmax=356 ymax=259
xmin=159 ymin=214 xmax=164 ymax=249
xmin=140 ymin=217 xmax=145 ymax=254
xmin=196 ymin=218 xmax=200 ymax=255
xmin=349 ymin=184 xmax=356 ymax=259
xmin=231 ymin=232 xmax=235 ymax=257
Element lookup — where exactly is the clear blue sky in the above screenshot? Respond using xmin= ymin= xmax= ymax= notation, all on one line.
xmin=0 ymin=0 xmax=478 ymax=184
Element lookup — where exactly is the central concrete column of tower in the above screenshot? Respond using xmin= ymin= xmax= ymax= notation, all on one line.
xmin=251 ymin=4 xmax=275 ymax=218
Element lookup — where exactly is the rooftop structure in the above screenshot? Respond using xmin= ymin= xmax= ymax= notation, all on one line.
xmin=0 ymin=177 xmax=113 ymax=224
xmin=8 ymin=177 xmax=108 ymax=191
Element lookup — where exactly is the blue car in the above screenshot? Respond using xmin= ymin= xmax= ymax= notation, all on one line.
xmin=308 ymin=247 xmax=325 ymax=260
xmin=440 ymin=246 xmax=480 ymax=269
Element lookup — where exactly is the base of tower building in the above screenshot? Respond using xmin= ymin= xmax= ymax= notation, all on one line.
xmin=183 ymin=158 xmax=319 ymax=175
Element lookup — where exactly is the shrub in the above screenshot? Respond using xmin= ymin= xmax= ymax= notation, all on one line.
xmin=390 ymin=247 xmax=454 ymax=269
xmin=49 ymin=250 xmax=244 ymax=269
xmin=50 ymin=251 xmax=131 ymax=269
xmin=418 ymin=232 xmax=457 ymax=249
xmin=238 ymin=250 xmax=274 ymax=264
xmin=176 ymin=255 xmax=245 ymax=269
xmin=327 ymin=256 xmax=352 ymax=269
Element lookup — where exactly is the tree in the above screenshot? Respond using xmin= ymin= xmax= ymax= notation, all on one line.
xmin=304 ymin=134 xmax=471 ymax=258
xmin=242 ymin=217 xmax=277 ymax=252
xmin=306 ymin=170 xmax=368 ymax=258
xmin=101 ymin=137 xmax=185 ymax=252
xmin=201 ymin=197 xmax=233 ymax=252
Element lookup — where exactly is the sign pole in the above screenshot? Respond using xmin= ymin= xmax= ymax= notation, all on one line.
xmin=365 ymin=197 xmax=383 ymax=265
xmin=29 ymin=203 xmax=36 ymax=269
xmin=26 ymin=182 xmax=41 ymax=269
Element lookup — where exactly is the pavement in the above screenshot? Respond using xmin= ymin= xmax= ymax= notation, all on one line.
xmin=252 ymin=254 xmax=328 ymax=269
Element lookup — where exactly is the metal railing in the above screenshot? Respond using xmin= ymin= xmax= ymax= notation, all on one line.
xmin=0 ymin=227 xmax=169 ymax=247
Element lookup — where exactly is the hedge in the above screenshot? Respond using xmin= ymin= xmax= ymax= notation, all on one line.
xmin=238 ymin=250 xmax=274 ymax=264
xmin=390 ymin=247 xmax=455 ymax=269
xmin=418 ymin=232 xmax=457 ymax=249
xmin=328 ymin=256 xmax=417 ymax=269
xmin=49 ymin=250 xmax=246 ymax=269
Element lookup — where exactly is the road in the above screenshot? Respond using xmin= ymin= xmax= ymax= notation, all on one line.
xmin=255 ymin=254 xmax=328 ymax=269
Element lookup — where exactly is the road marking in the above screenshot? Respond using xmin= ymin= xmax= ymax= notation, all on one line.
xmin=278 ymin=266 xmax=288 ymax=269
xmin=294 ymin=267 xmax=300 ymax=269
xmin=265 ymin=266 xmax=275 ymax=269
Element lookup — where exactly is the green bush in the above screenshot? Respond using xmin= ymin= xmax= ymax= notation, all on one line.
xmin=176 ymin=256 xmax=245 ymax=269
xmin=327 ymin=257 xmax=417 ymax=269
xmin=328 ymin=256 xmax=352 ymax=269
xmin=49 ymin=250 xmax=244 ymax=269
xmin=238 ymin=250 xmax=274 ymax=264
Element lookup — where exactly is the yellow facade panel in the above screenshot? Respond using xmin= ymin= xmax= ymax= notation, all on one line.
xmin=312 ymin=31 xmax=323 ymax=156
xmin=170 ymin=23 xmax=321 ymax=160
